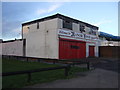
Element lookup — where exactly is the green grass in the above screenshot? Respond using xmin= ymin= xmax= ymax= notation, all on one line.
xmin=2 ymin=58 xmax=88 ymax=88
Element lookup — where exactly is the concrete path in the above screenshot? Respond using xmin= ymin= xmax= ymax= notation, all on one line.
xmin=25 ymin=68 xmax=118 ymax=88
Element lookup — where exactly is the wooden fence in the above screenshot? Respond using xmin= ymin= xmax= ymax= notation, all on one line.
xmin=2 ymin=55 xmax=90 ymax=67
xmin=2 ymin=55 xmax=90 ymax=82
xmin=2 ymin=65 xmax=70 ymax=82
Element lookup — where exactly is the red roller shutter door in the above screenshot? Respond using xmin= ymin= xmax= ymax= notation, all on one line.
xmin=59 ymin=38 xmax=86 ymax=59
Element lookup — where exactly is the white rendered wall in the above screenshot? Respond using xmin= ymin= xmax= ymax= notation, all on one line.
xmin=2 ymin=40 xmax=23 ymax=56
xmin=22 ymin=18 xmax=59 ymax=59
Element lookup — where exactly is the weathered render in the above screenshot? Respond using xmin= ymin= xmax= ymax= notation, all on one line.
xmin=22 ymin=18 xmax=59 ymax=58
xmin=2 ymin=39 xmax=24 ymax=56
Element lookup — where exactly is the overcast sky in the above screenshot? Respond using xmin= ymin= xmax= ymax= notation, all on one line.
xmin=2 ymin=2 xmax=118 ymax=40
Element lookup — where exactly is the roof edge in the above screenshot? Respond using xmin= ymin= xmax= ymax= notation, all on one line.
xmin=22 ymin=13 xmax=98 ymax=29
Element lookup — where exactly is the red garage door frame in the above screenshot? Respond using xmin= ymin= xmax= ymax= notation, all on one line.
xmin=59 ymin=38 xmax=86 ymax=59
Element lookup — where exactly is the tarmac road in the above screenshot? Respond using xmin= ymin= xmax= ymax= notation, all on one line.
xmin=25 ymin=68 xmax=118 ymax=88
xmin=25 ymin=58 xmax=119 ymax=88
xmin=93 ymin=58 xmax=119 ymax=73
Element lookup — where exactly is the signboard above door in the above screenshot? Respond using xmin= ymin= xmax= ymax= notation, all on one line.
xmin=58 ymin=29 xmax=98 ymax=41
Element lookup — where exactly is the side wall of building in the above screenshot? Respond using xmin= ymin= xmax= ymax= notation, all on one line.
xmin=22 ymin=18 xmax=59 ymax=59
xmin=2 ymin=40 xmax=23 ymax=56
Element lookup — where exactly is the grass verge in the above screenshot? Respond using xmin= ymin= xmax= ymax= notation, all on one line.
xmin=2 ymin=58 xmax=88 ymax=88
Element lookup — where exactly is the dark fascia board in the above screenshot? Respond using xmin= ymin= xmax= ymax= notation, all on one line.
xmin=22 ymin=14 xmax=58 ymax=26
xmin=2 ymin=39 xmax=24 ymax=43
xmin=22 ymin=13 xmax=99 ymax=30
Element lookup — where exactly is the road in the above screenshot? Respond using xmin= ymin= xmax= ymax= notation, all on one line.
xmin=25 ymin=58 xmax=119 ymax=88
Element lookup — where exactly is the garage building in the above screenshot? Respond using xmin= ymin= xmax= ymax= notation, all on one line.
xmin=22 ymin=13 xmax=99 ymax=59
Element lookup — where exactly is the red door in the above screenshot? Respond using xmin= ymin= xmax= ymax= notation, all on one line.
xmin=78 ymin=42 xmax=86 ymax=58
xmin=59 ymin=38 xmax=86 ymax=59
xmin=89 ymin=46 xmax=95 ymax=57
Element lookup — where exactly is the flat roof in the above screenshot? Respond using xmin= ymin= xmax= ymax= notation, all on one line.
xmin=22 ymin=13 xmax=98 ymax=30
xmin=2 ymin=39 xmax=23 ymax=43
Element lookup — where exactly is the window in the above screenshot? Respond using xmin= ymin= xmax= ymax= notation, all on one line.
xmin=71 ymin=45 xmax=80 ymax=49
xmin=93 ymin=31 xmax=96 ymax=35
xmin=89 ymin=28 xmax=93 ymax=34
xmin=89 ymin=28 xmax=96 ymax=35
xmin=37 ymin=22 xmax=39 ymax=29
xmin=63 ymin=20 xmax=72 ymax=30
xmin=80 ymin=24 xmax=85 ymax=33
